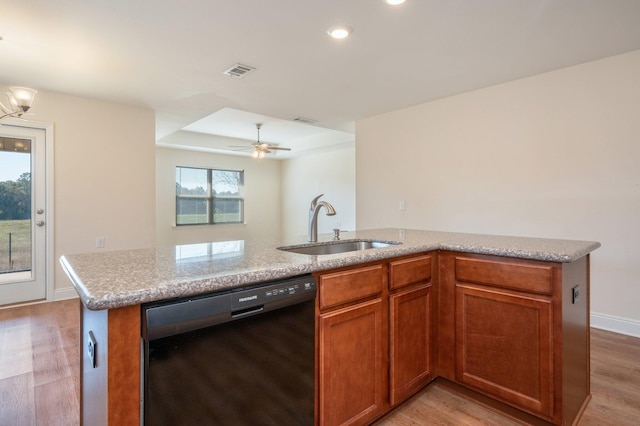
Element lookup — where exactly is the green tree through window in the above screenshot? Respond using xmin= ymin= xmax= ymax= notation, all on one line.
xmin=176 ymin=167 xmax=244 ymax=225
xmin=0 ymin=172 xmax=31 ymax=220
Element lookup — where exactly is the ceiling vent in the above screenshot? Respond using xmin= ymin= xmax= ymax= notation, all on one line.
xmin=223 ymin=63 xmax=256 ymax=78
xmin=293 ymin=117 xmax=318 ymax=125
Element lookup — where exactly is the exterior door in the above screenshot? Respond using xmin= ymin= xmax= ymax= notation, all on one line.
xmin=0 ymin=124 xmax=47 ymax=305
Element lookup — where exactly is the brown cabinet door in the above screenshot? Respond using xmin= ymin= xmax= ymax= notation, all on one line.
xmin=389 ymin=284 xmax=433 ymax=406
xmin=318 ymin=298 xmax=388 ymax=426
xmin=455 ymin=284 xmax=554 ymax=418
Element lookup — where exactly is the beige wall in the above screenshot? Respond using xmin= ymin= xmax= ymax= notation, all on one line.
xmin=356 ymin=50 xmax=640 ymax=330
xmin=155 ymin=146 xmax=282 ymax=245
xmin=0 ymin=86 xmax=157 ymax=299
xmin=281 ymin=144 xmax=356 ymax=239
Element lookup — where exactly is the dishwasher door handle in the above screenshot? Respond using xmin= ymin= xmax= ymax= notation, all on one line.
xmin=231 ymin=305 xmax=265 ymax=319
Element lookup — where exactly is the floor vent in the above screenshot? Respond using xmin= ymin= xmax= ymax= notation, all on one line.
xmin=223 ymin=63 xmax=256 ymax=78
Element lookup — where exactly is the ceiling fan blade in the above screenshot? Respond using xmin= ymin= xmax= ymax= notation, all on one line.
xmin=227 ymin=124 xmax=294 ymax=156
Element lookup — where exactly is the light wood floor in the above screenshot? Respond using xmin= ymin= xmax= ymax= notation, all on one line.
xmin=376 ymin=327 xmax=640 ymax=425
xmin=0 ymin=299 xmax=80 ymax=426
xmin=1 ymin=299 xmax=639 ymax=425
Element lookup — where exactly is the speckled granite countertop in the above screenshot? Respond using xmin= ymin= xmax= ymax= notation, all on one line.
xmin=60 ymin=228 xmax=600 ymax=310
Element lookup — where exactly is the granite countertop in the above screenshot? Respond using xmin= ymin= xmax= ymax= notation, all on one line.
xmin=60 ymin=228 xmax=601 ymax=310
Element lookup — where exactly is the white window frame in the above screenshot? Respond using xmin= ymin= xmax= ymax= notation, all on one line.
xmin=175 ymin=166 xmax=244 ymax=226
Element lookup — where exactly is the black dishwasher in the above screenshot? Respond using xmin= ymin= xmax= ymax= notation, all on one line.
xmin=142 ymin=275 xmax=316 ymax=425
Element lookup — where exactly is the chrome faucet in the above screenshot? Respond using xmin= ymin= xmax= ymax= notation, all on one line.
xmin=308 ymin=194 xmax=336 ymax=242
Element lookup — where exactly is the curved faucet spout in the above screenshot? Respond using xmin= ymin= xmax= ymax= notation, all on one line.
xmin=308 ymin=194 xmax=337 ymax=242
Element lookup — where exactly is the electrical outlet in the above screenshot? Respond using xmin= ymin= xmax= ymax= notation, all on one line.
xmin=96 ymin=237 xmax=105 ymax=248
xmin=88 ymin=331 xmax=98 ymax=368
xmin=572 ymin=285 xmax=580 ymax=304
xmin=399 ymin=200 xmax=406 ymax=211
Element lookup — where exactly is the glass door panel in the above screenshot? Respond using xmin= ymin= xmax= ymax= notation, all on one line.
xmin=0 ymin=138 xmax=32 ymax=276
xmin=0 ymin=125 xmax=46 ymax=305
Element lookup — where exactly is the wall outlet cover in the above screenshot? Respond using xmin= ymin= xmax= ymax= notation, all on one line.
xmin=572 ymin=285 xmax=581 ymax=304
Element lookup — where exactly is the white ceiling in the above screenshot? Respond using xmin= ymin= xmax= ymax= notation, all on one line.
xmin=160 ymin=107 xmax=355 ymax=159
xmin=2 ymin=0 xmax=640 ymax=157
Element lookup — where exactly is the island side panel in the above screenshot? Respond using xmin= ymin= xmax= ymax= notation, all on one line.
xmin=80 ymin=304 xmax=140 ymax=426
xmin=561 ymin=255 xmax=591 ymax=425
xmin=81 ymin=303 xmax=108 ymax=425
xmin=108 ymin=305 xmax=141 ymax=426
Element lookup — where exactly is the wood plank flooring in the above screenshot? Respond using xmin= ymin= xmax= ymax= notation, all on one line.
xmin=0 ymin=299 xmax=80 ymax=426
xmin=376 ymin=328 xmax=640 ymax=426
xmin=1 ymin=299 xmax=639 ymax=425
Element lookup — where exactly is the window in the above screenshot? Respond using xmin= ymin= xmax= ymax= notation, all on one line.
xmin=176 ymin=167 xmax=244 ymax=225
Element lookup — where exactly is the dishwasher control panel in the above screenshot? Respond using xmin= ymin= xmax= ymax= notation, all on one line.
xmin=144 ymin=274 xmax=316 ymax=340
xmin=231 ymin=275 xmax=317 ymax=310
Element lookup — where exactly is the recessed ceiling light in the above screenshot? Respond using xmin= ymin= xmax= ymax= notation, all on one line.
xmin=386 ymin=0 xmax=406 ymax=5
xmin=327 ymin=26 xmax=352 ymax=39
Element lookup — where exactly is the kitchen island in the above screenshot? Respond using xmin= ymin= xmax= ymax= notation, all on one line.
xmin=60 ymin=228 xmax=600 ymax=425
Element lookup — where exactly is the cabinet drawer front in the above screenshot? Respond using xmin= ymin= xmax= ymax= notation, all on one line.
xmin=319 ymin=264 xmax=385 ymax=309
xmin=389 ymin=255 xmax=432 ymax=290
xmin=455 ymin=257 xmax=554 ymax=295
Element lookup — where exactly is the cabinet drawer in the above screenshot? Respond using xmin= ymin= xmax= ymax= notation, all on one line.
xmin=455 ymin=256 xmax=554 ymax=295
xmin=318 ymin=264 xmax=385 ymax=310
xmin=389 ymin=255 xmax=432 ymax=290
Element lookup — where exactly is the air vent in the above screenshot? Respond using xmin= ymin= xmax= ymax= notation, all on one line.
xmin=293 ymin=117 xmax=318 ymax=125
xmin=223 ymin=63 xmax=256 ymax=78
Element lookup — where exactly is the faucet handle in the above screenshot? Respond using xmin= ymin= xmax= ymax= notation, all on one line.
xmin=310 ymin=194 xmax=324 ymax=209
xmin=333 ymin=228 xmax=348 ymax=240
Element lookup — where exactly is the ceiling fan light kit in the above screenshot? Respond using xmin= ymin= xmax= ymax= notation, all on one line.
xmin=0 ymin=86 xmax=38 ymax=121
xmin=230 ymin=123 xmax=292 ymax=159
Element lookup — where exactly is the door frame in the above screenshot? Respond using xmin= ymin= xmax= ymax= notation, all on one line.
xmin=1 ymin=117 xmax=55 ymax=302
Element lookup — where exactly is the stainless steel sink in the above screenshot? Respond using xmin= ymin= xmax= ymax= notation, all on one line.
xmin=278 ymin=239 xmax=401 ymax=255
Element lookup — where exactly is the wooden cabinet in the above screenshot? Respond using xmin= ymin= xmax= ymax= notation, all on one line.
xmin=316 ymin=264 xmax=389 ymax=426
xmin=388 ymin=254 xmax=435 ymax=406
xmin=318 ymin=298 xmax=387 ymax=426
xmin=454 ymin=255 xmax=556 ymax=417
xmin=77 ymin=247 xmax=590 ymax=426
xmin=455 ymin=284 xmax=554 ymax=417
xmin=316 ymin=254 xmax=436 ymax=425
xmin=439 ymin=252 xmax=591 ymax=425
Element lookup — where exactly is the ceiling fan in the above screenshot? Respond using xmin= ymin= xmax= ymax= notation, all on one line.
xmin=231 ymin=123 xmax=292 ymax=159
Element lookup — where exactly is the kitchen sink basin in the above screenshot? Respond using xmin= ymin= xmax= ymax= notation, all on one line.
xmin=278 ymin=239 xmax=401 ymax=255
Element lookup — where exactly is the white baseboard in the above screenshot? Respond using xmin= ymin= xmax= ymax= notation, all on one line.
xmin=53 ymin=287 xmax=79 ymax=302
xmin=591 ymin=312 xmax=640 ymax=338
